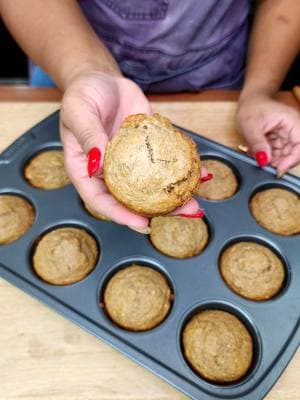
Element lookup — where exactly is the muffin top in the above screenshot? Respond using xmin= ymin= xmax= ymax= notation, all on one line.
xmin=220 ymin=242 xmax=285 ymax=300
xmin=250 ymin=188 xmax=300 ymax=236
xmin=24 ymin=150 xmax=70 ymax=190
xmin=103 ymin=265 xmax=172 ymax=331
xmin=33 ymin=227 xmax=98 ymax=285
xmin=197 ymin=159 xmax=238 ymax=200
xmin=84 ymin=202 xmax=110 ymax=221
xmin=150 ymin=216 xmax=208 ymax=258
xmin=104 ymin=114 xmax=201 ymax=216
xmin=0 ymin=195 xmax=35 ymax=244
xmin=182 ymin=310 xmax=253 ymax=383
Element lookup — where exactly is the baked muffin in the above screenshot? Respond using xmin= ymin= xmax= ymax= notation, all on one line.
xmin=0 ymin=195 xmax=35 ymax=244
xmin=150 ymin=216 xmax=209 ymax=258
xmin=250 ymin=188 xmax=300 ymax=236
xmin=104 ymin=114 xmax=201 ymax=216
xmin=197 ymin=159 xmax=238 ymax=200
xmin=220 ymin=242 xmax=285 ymax=300
xmin=24 ymin=150 xmax=70 ymax=189
xmin=84 ymin=202 xmax=110 ymax=221
xmin=182 ymin=310 xmax=253 ymax=383
xmin=33 ymin=227 xmax=98 ymax=285
xmin=103 ymin=265 xmax=172 ymax=331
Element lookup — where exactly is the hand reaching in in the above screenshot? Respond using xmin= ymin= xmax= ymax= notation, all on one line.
xmin=237 ymin=92 xmax=300 ymax=176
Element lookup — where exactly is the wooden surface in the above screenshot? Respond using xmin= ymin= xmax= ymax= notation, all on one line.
xmin=0 ymin=88 xmax=299 ymax=400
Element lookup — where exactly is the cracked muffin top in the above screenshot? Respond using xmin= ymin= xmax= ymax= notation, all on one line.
xmin=103 ymin=114 xmax=201 ymax=216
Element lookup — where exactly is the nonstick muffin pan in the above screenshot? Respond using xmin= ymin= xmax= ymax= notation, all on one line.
xmin=0 ymin=111 xmax=299 ymax=400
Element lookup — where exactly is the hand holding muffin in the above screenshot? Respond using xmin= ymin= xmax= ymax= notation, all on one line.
xmin=60 ymin=74 xmax=205 ymax=232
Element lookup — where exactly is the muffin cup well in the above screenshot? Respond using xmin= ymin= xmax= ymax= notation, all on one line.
xmin=0 ymin=191 xmax=36 ymax=245
xmin=178 ymin=300 xmax=262 ymax=387
xmin=196 ymin=154 xmax=241 ymax=201
xmin=98 ymin=256 xmax=175 ymax=332
xmin=30 ymin=222 xmax=100 ymax=286
xmin=22 ymin=144 xmax=70 ymax=190
xmin=249 ymin=182 xmax=300 ymax=236
xmin=218 ymin=235 xmax=290 ymax=301
xmin=149 ymin=214 xmax=213 ymax=259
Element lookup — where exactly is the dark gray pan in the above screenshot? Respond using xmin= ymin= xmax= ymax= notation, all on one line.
xmin=0 ymin=111 xmax=299 ymax=400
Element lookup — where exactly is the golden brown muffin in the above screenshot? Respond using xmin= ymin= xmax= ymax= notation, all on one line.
xmin=250 ymin=188 xmax=300 ymax=236
xmin=33 ymin=227 xmax=98 ymax=285
xmin=103 ymin=265 xmax=172 ymax=331
xmin=182 ymin=310 xmax=253 ymax=383
xmin=84 ymin=202 xmax=110 ymax=221
xmin=24 ymin=150 xmax=70 ymax=190
xmin=220 ymin=242 xmax=285 ymax=300
xmin=104 ymin=114 xmax=201 ymax=216
xmin=150 ymin=216 xmax=209 ymax=258
xmin=197 ymin=159 xmax=238 ymax=200
xmin=0 ymin=195 xmax=35 ymax=244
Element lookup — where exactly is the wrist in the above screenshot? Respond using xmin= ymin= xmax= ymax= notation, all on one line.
xmin=61 ymin=61 xmax=122 ymax=91
xmin=239 ymin=77 xmax=280 ymax=104
xmin=239 ymin=84 xmax=277 ymax=106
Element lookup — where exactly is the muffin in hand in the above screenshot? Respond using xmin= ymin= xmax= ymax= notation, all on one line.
xmin=104 ymin=114 xmax=201 ymax=216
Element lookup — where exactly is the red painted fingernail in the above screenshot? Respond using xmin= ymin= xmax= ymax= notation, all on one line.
xmin=255 ymin=151 xmax=268 ymax=167
xmin=179 ymin=209 xmax=205 ymax=218
xmin=200 ymin=172 xmax=214 ymax=183
xmin=87 ymin=147 xmax=101 ymax=178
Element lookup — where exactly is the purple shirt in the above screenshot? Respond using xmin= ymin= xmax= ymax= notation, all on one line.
xmin=78 ymin=0 xmax=251 ymax=92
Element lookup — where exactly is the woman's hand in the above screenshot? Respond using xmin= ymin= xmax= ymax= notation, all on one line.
xmin=237 ymin=92 xmax=300 ymax=176
xmin=60 ymin=71 xmax=200 ymax=232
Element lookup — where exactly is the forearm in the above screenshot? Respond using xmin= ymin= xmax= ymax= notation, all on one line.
xmin=0 ymin=0 xmax=121 ymax=89
xmin=241 ymin=0 xmax=300 ymax=99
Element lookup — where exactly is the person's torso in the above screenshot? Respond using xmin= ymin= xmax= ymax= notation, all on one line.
xmin=78 ymin=0 xmax=251 ymax=92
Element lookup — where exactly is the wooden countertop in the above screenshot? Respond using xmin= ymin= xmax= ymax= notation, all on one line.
xmin=0 ymin=86 xmax=299 ymax=400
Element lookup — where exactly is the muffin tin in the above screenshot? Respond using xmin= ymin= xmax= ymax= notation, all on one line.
xmin=0 ymin=111 xmax=299 ymax=400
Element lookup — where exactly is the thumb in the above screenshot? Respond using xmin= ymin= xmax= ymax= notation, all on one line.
xmin=242 ymin=124 xmax=272 ymax=167
xmin=60 ymin=97 xmax=108 ymax=178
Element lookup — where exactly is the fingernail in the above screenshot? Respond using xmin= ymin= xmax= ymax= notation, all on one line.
xmin=128 ymin=226 xmax=151 ymax=234
xmin=200 ymin=172 xmax=213 ymax=183
xmin=277 ymin=170 xmax=285 ymax=178
xmin=87 ymin=147 xmax=101 ymax=178
xmin=179 ymin=209 xmax=205 ymax=218
xmin=255 ymin=151 xmax=268 ymax=167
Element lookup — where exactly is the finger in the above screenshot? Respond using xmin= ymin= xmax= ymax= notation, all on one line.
xmin=276 ymin=143 xmax=300 ymax=176
xmin=241 ymin=123 xmax=272 ymax=166
xmin=76 ymin=174 xmax=149 ymax=228
xmin=62 ymin=131 xmax=149 ymax=229
xmin=171 ymin=198 xmax=201 ymax=216
xmin=60 ymin=96 xmax=108 ymax=177
xmin=282 ymin=143 xmax=293 ymax=157
xmin=200 ymin=167 xmax=208 ymax=178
